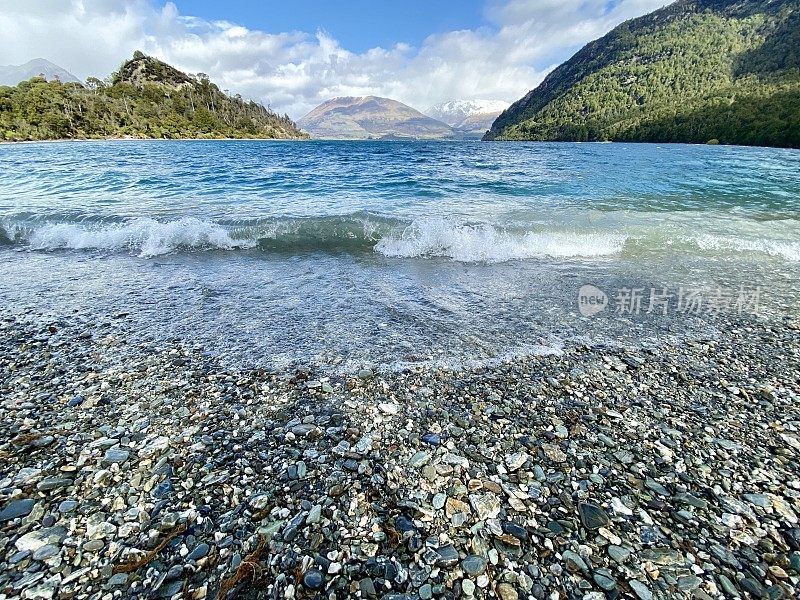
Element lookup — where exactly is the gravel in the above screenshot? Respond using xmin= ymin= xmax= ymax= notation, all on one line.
xmin=0 ymin=312 xmax=799 ymax=599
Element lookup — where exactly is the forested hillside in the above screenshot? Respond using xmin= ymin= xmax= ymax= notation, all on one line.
xmin=0 ymin=52 xmax=306 ymax=141
xmin=485 ymin=0 xmax=800 ymax=148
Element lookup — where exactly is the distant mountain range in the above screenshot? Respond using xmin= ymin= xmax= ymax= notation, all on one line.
xmin=298 ymin=96 xmax=510 ymax=140
xmin=0 ymin=58 xmax=81 ymax=87
xmin=426 ymin=99 xmax=509 ymax=136
xmin=298 ymin=96 xmax=453 ymax=140
xmin=0 ymin=52 xmax=306 ymax=141
xmin=486 ymin=0 xmax=800 ymax=148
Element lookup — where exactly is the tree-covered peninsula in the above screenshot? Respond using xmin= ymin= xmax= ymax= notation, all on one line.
xmin=0 ymin=52 xmax=307 ymax=141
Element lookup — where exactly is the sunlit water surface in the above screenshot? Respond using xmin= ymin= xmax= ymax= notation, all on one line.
xmin=1 ymin=140 xmax=798 ymax=370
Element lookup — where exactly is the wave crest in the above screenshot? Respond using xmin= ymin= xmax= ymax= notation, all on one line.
xmin=28 ymin=217 xmax=255 ymax=257
xmin=3 ymin=214 xmax=798 ymax=263
xmin=375 ymin=218 xmax=627 ymax=262
xmin=15 ymin=215 xmax=626 ymax=262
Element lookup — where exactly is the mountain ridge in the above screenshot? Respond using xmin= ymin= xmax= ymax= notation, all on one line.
xmin=298 ymin=96 xmax=455 ymax=140
xmin=485 ymin=0 xmax=800 ymax=148
xmin=0 ymin=58 xmax=81 ymax=87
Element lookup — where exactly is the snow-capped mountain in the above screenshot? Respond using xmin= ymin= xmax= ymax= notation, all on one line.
xmin=426 ymin=99 xmax=510 ymax=136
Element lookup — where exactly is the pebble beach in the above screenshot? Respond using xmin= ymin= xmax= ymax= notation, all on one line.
xmin=2 ymin=311 xmax=799 ymax=600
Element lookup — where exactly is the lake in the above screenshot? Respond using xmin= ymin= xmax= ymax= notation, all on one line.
xmin=1 ymin=140 xmax=798 ymax=371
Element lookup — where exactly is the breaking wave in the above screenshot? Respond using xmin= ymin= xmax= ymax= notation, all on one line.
xmin=2 ymin=214 xmax=629 ymax=261
xmin=26 ymin=217 xmax=255 ymax=258
xmin=1 ymin=214 xmax=798 ymax=263
xmin=375 ymin=218 xmax=627 ymax=261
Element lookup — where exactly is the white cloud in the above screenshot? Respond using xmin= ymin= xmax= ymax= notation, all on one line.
xmin=0 ymin=0 xmax=668 ymax=119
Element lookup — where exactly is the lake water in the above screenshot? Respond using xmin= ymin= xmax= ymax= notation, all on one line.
xmin=1 ymin=140 xmax=798 ymax=371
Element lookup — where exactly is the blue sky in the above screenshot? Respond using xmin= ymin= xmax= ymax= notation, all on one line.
xmin=0 ymin=0 xmax=669 ymax=117
xmin=174 ymin=0 xmax=489 ymax=53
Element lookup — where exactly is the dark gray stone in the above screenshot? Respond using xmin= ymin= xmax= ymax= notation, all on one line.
xmin=152 ymin=481 xmax=173 ymax=499
xmin=187 ymin=543 xmax=210 ymax=561
xmin=436 ymin=544 xmax=459 ymax=567
xmin=0 ymin=498 xmax=35 ymax=521
xmin=562 ymin=550 xmax=588 ymax=573
xmin=303 ymin=569 xmax=324 ymax=590
xmin=32 ymin=544 xmax=60 ymax=561
xmin=461 ymin=555 xmax=487 ymax=576
xmin=158 ymin=579 xmax=184 ymax=598
xmin=502 ymin=521 xmax=529 ymax=541
xmin=36 ymin=477 xmax=72 ymax=492
xmin=739 ymin=578 xmax=767 ymax=599
xmin=578 ymin=502 xmax=610 ymax=530
xmin=360 ymin=578 xmax=377 ymax=597
xmin=103 ymin=447 xmax=130 ymax=465
xmin=593 ymin=569 xmax=616 ymax=591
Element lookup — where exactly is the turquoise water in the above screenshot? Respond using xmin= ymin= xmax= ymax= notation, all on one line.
xmin=1 ymin=140 xmax=798 ymax=369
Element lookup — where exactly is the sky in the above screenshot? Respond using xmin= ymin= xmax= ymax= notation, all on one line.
xmin=0 ymin=0 xmax=669 ymax=119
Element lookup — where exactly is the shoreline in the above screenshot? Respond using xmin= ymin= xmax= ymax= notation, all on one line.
xmin=0 ymin=137 xmax=307 ymax=146
xmin=2 ymin=138 xmax=799 ymax=151
xmin=1 ymin=313 xmax=799 ymax=598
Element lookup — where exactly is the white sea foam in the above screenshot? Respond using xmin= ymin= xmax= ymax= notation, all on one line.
xmin=374 ymin=218 xmax=627 ymax=262
xmin=28 ymin=217 xmax=255 ymax=257
xmin=17 ymin=215 xmax=800 ymax=263
xmin=695 ymin=234 xmax=800 ymax=261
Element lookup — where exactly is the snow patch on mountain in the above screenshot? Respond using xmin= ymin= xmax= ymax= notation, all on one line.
xmin=426 ymin=99 xmax=510 ymax=128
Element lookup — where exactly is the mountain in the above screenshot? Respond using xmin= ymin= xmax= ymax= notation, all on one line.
xmin=427 ymin=99 xmax=509 ymax=136
xmin=0 ymin=51 xmax=306 ymax=141
xmin=298 ymin=96 xmax=454 ymax=140
xmin=485 ymin=0 xmax=800 ymax=148
xmin=0 ymin=58 xmax=81 ymax=87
